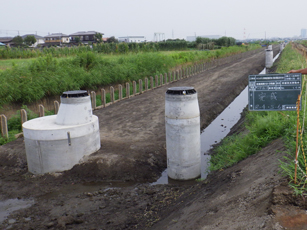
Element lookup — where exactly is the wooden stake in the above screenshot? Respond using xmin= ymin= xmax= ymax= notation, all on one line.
xmin=132 ymin=81 xmax=136 ymax=95
xmin=110 ymin=86 xmax=114 ymax=103
xmin=91 ymin=91 xmax=96 ymax=109
xmin=20 ymin=109 xmax=27 ymax=124
xmin=145 ymin=78 xmax=148 ymax=91
xmin=101 ymin=89 xmax=106 ymax=107
xmin=0 ymin=115 xmax=8 ymax=138
xmin=118 ymin=84 xmax=123 ymax=100
xmin=139 ymin=79 xmax=143 ymax=93
xmin=39 ymin=104 xmax=45 ymax=117
xmin=54 ymin=101 xmax=60 ymax=114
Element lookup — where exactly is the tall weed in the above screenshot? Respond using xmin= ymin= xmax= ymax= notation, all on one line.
xmin=0 ymin=46 xmax=259 ymax=106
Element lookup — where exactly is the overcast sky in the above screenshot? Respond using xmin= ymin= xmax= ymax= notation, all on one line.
xmin=1 ymin=0 xmax=306 ymax=41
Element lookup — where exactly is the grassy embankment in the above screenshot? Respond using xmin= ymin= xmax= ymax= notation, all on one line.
xmin=0 ymin=44 xmax=260 ymax=145
xmin=210 ymin=42 xmax=307 ymax=195
xmin=0 ymin=45 xmax=259 ymax=106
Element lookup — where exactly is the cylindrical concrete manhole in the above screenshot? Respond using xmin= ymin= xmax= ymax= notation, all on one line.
xmin=165 ymin=87 xmax=201 ymax=180
xmin=23 ymin=90 xmax=101 ymax=174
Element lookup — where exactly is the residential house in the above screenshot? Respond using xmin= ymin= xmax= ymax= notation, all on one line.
xmin=44 ymin=33 xmax=70 ymax=46
xmin=21 ymin=34 xmax=45 ymax=47
xmin=0 ymin=37 xmax=13 ymax=46
xmin=69 ymin=31 xmax=103 ymax=44
xmin=118 ymin=36 xmax=146 ymax=43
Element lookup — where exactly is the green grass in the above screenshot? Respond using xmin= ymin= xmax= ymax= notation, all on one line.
xmin=0 ymin=58 xmax=35 ymax=71
xmin=0 ymin=105 xmax=55 ymax=145
xmin=0 ymin=41 xmax=186 ymax=60
xmin=0 ymin=45 xmax=260 ymax=106
xmin=210 ymin=42 xmax=307 ymax=195
xmin=0 ymin=130 xmax=19 ymax=145
xmin=0 ymin=56 xmax=74 ymax=71
xmin=210 ymin=110 xmax=295 ymax=170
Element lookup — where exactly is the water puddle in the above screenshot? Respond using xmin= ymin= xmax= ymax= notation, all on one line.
xmin=273 ymin=53 xmax=280 ymax=62
xmin=201 ymin=87 xmax=248 ymax=153
xmin=38 ymin=181 xmax=137 ymax=200
xmin=0 ymin=199 xmax=34 ymax=223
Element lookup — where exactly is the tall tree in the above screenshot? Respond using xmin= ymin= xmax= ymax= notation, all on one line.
xmin=107 ymin=36 xmax=118 ymax=43
xmin=196 ymin=37 xmax=211 ymax=45
xmin=74 ymin=36 xmax=80 ymax=44
xmin=94 ymin=33 xmax=103 ymax=43
xmin=24 ymin=35 xmax=37 ymax=46
xmin=12 ymin=36 xmax=23 ymax=46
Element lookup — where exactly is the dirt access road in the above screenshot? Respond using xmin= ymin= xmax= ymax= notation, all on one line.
xmin=2 ymin=45 xmax=306 ymax=230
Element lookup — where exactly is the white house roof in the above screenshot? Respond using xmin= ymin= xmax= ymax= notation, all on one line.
xmin=21 ymin=34 xmax=44 ymax=39
xmin=45 ymin=33 xmax=69 ymax=38
xmin=118 ymin=36 xmax=145 ymax=38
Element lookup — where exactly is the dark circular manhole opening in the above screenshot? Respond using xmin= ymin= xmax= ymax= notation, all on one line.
xmin=61 ymin=90 xmax=89 ymax=98
xmin=166 ymin=87 xmax=196 ymax=95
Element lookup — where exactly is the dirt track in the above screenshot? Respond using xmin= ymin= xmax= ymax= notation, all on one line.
xmin=65 ymin=47 xmax=267 ymax=182
xmin=1 ymin=45 xmax=306 ymax=229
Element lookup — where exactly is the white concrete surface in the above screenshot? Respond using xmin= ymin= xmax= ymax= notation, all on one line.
xmin=165 ymin=87 xmax=201 ymax=180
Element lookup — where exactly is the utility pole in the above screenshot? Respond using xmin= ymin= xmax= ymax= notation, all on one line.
xmin=265 ymin=31 xmax=266 ymax=44
xmin=243 ymin=28 xmax=246 ymax=40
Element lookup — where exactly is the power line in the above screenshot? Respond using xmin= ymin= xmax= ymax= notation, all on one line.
xmin=0 ymin=29 xmax=49 ymax=37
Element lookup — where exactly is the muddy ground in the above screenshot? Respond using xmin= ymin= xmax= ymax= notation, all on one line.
xmin=1 ymin=45 xmax=307 ymax=229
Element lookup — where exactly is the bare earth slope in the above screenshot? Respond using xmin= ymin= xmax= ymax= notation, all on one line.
xmin=150 ymin=139 xmax=290 ymax=230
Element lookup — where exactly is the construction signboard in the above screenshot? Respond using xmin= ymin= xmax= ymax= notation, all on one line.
xmin=248 ymin=73 xmax=302 ymax=111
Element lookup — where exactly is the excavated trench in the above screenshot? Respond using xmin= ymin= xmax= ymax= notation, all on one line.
xmin=152 ymin=52 xmax=280 ymax=185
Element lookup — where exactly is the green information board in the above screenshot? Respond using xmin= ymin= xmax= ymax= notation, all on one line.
xmin=248 ymin=73 xmax=302 ymax=111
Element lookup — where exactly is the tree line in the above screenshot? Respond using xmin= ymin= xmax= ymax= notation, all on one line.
xmin=0 ymin=36 xmax=240 ymax=59
xmin=195 ymin=36 xmax=236 ymax=50
xmin=11 ymin=35 xmax=37 ymax=47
